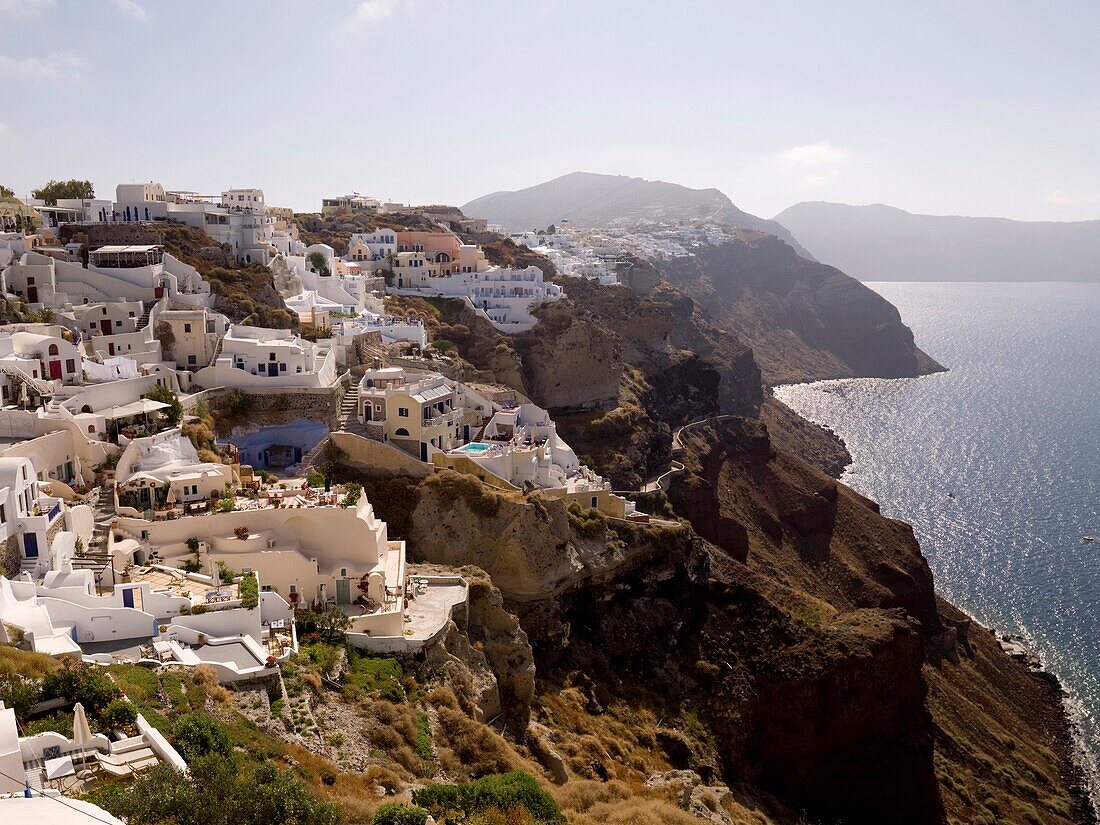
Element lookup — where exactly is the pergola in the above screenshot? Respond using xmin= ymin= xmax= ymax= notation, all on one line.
xmin=89 ymin=244 xmax=164 ymax=269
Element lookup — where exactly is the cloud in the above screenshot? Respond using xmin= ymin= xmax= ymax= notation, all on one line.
xmin=801 ymin=173 xmax=831 ymax=188
xmin=774 ymin=141 xmax=849 ymax=169
xmin=1043 ymin=189 xmax=1099 ymax=205
xmin=338 ymin=0 xmax=401 ymax=34
xmin=111 ymin=0 xmax=150 ymax=21
xmin=0 ymin=52 xmax=86 ymax=81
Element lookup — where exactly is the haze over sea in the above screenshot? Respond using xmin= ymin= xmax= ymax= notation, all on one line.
xmin=774 ymin=281 xmax=1100 ymax=809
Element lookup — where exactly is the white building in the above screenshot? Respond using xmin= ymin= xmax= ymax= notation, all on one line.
xmin=114 ymin=428 xmax=233 ymax=516
xmin=389 ymin=260 xmax=563 ymax=333
xmin=191 ymin=324 xmax=337 ymax=390
xmin=0 ymin=456 xmax=68 ymax=577
xmin=111 ymin=483 xmax=407 ymax=646
xmin=322 ymin=194 xmax=382 ymax=216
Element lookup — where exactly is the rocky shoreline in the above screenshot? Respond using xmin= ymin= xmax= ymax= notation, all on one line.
xmin=995 ymin=628 xmax=1100 ymax=823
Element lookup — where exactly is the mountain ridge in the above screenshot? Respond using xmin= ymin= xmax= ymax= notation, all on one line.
xmin=774 ymin=201 xmax=1100 ymax=282
xmin=462 ymin=171 xmax=813 ymax=257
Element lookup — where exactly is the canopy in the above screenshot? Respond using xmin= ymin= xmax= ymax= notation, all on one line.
xmin=104 ymin=399 xmax=169 ymax=420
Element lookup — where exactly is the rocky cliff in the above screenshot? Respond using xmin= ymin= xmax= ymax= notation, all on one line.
xmin=657 ymin=232 xmax=944 ymax=384
xmin=340 ymin=415 xmax=1091 ymax=824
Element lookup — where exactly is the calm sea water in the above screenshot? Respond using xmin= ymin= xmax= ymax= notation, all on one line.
xmin=774 ymin=282 xmax=1099 ymax=811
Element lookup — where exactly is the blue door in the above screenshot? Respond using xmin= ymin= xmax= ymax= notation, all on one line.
xmin=268 ymin=363 xmax=278 ymax=377
xmin=23 ymin=533 xmax=38 ymax=558
xmin=122 ymin=588 xmax=135 ymax=608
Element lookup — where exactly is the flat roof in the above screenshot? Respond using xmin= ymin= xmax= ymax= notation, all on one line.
xmin=91 ymin=244 xmax=162 ymax=253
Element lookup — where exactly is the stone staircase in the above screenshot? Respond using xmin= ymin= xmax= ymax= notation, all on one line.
xmin=86 ymin=483 xmax=118 ymax=557
xmin=206 ymin=336 xmax=223 ymax=368
xmin=136 ymin=301 xmax=152 ymax=330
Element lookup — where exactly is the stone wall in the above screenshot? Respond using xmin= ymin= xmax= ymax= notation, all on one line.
xmin=2 ymin=536 xmax=20 ymax=579
xmin=329 ymin=432 xmax=433 ymax=478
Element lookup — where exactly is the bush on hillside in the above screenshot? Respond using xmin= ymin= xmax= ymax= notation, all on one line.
xmin=373 ymin=803 xmax=429 ymax=825
xmin=412 ymin=771 xmax=564 ymax=824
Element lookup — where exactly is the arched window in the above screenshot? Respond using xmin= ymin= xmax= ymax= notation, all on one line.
xmin=48 ymin=344 xmax=59 ymax=356
xmin=395 ymin=428 xmax=410 ymax=437
xmin=87 ymin=425 xmax=95 ymax=434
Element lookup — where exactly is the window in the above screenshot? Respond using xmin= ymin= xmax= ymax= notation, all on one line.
xmin=395 ymin=427 xmax=410 ymax=437
xmin=65 ymin=359 xmax=75 ymax=373
xmin=0 ymin=505 xmax=5 ymax=524
xmin=188 ymin=355 xmax=197 ymax=365
xmin=398 ymin=407 xmax=409 ymax=417
xmin=279 ymin=363 xmax=287 ymax=372
xmin=48 ymin=344 xmax=59 ymax=356
xmin=591 ymin=497 xmax=598 ymax=509
xmin=269 ymin=352 xmax=277 ymax=361
xmin=87 ymin=425 xmax=95 ymax=434
xmin=289 ymin=584 xmax=297 ymax=594
xmin=184 ymin=323 xmax=191 ymax=333
xmin=101 ymin=307 xmax=107 ymax=315
xmin=340 ymin=568 xmax=347 ymax=578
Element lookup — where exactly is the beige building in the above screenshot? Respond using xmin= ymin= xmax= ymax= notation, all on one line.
xmin=155 ymin=307 xmax=228 ymax=371
xmin=113 ymin=487 xmax=406 ymax=638
xmin=358 ymin=367 xmax=476 ymax=462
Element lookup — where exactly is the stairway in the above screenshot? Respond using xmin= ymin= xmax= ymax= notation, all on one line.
xmin=86 ymin=484 xmax=117 ymax=557
xmin=136 ymin=301 xmax=152 ymax=330
xmin=337 ymin=385 xmax=359 ymax=427
xmin=206 ymin=336 xmax=223 ymax=368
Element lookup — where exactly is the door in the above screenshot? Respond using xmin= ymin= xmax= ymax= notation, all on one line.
xmin=101 ymin=319 xmax=112 ymax=335
xmin=336 ymin=579 xmax=351 ymax=605
xmin=27 ymin=287 xmax=37 ymax=303
xmin=122 ymin=588 xmax=135 ymax=608
xmin=23 ymin=533 xmax=37 ymax=558
xmin=268 ymin=363 xmax=278 ymax=377
xmin=48 ymin=360 xmax=62 ymax=380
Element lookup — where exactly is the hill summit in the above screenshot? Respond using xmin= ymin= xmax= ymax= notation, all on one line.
xmin=462 ymin=171 xmax=810 ymax=256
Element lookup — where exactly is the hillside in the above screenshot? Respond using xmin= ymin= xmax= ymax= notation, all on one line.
xmin=462 ymin=172 xmax=811 ymax=256
xmin=656 ymin=230 xmax=944 ymax=384
xmin=774 ymin=202 xmax=1100 ymax=282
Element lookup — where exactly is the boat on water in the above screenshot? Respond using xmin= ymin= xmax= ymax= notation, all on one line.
xmin=1084 ymin=535 xmax=1096 ymax=542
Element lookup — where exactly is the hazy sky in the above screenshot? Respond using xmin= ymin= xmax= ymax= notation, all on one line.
xmin=2 ymin=0 xmax=1098 ymax=221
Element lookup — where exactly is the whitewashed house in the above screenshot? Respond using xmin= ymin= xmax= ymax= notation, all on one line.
xmin=191 ymin=325 xmax=337 ymax=389
xmin=113 ymin=428 xmax=233 ymax=516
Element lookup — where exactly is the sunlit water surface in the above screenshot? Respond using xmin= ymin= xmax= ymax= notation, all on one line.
xmin=774 ymin=282 xmax=1100 ymax=812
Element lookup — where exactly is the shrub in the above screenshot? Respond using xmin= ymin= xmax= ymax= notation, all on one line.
xmin=144 ymin=383 xmax=183 ymax=425
xmin=238 ymin=573 xmax=259 ymax=609
xmin=101 ymin=699 xmax=138 ymax=730
xmin=373 ymin=803 xmax=429 ymax=825
xmin=180 ymin=558 xmax=202 ymax=574
xmin=216 ymin=561 xmax=236 ymax=583
xmin=234 ymin=525 xmax=250 ymax=541
xmin=186 ymin=537 xmax=201 ymax=552
xmin=42 ymin=660 xmax=119 ymax=714
xmin=412 ymin=772 xmax=563 ymax=824
xmin=306 ymin=471 xmax=325 ymax=488
xmin=339 ymin=482 xmax=362 ymax=509
xmin=172 ymin=713 xmax=231 ymax=762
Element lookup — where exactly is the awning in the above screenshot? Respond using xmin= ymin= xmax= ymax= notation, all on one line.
xmin=105 ymin=399 xmax=170 ymax=420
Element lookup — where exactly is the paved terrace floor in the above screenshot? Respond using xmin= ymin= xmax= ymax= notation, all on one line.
xmin=404 ymin=579 xmax=467 ymax=641
xmin=124 ymin=567 xmax=238 ymax=601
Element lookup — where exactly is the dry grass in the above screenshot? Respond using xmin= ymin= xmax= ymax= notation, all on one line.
xmin=0 ymin=644 xmax=57 ymax=679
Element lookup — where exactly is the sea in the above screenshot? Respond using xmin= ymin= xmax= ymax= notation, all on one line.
xmin=773 ymin=282 xmax=1099 ymax=814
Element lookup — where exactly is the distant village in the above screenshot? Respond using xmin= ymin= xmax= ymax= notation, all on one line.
xmin=0 ymin=180 xmax=667 ymax=795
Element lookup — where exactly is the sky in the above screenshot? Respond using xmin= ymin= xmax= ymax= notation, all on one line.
xmin=1 ymin=0 xmax=1099 ymax=221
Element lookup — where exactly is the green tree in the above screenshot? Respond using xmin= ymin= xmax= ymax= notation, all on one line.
xmin=0 ymin=185 xmax=14 ymax=199
xmin=31 ymin=179 xmax=94 ymax=205
xmin=144 ymin=383 xmax=183 ymax=425
xmin=307 ymin=250 xmax=330 ymax=277
xmin=171 ymin=714 xmax=231 ymax=762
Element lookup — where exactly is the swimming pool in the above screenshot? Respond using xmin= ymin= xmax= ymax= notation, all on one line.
xmin=455 ymin=442 xmax=493 ymax=454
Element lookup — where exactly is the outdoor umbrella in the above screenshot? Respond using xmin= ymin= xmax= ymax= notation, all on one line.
xmin=73 ymin=701 xmax=94 ymax=778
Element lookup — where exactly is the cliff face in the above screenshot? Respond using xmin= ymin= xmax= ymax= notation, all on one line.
xmin=337 ymin=413 xmax=1088 ymax=824
xmin=658 ymin=232 xmax=944 ymax=384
